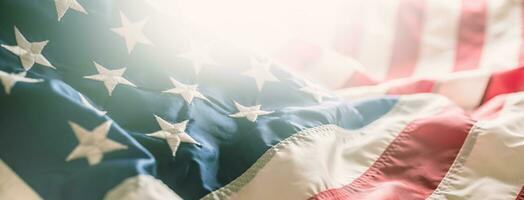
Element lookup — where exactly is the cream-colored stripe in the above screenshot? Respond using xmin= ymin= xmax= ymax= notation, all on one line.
xmin=0 ymin=159 xmax=42 ymax=200
xmin=202 ymin=94 xmax=451 ymax=200
xmin=335 ymin=77 xmax=423 ymax=101
xmin=336 ymin=68 xmax=491 ymax=110
xmin=427 ymin=92 xmax=524 ymax=200
xmin=414 ymin=0 xmax=461 ymax=77
xmin=479 ymin=0 xmax=522 ymax=70
xmin=335 ymin=84 xmax=388 ymax=101
xmin=355 ymin=0 xmax=400 ymax=80
xmin=434 ymin=69 xmax=491 ymax=110
xmin=499 ymin=92 xmax=524 ymax=114
xmin=104 ymin=175 xmax=182 ymax=200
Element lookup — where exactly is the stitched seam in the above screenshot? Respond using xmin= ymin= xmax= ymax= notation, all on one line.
xmin=342 ymin=123 xmax=413 ymax=193
xmin=202 ymin=96 xmax=449 ymax=200
xmin=201 ymin=100 xmax=410 ymax=200
xmin=516 ymin=186 xmax=524 ymax=200
xmin=427 ymin=124 xmax=482 ymax=199
xmin=201 ymin=125 xmax=337 ymax=200
xmin=314 ymin=106 xmax=464 ymax=200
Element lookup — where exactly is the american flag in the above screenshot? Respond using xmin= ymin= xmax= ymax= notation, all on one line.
xmin=2 ymin=0 xmax=524 ymax=200
xmin=278 ymin=0 xmax=524 ymax=89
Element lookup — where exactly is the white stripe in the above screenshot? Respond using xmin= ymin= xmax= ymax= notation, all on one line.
xmin=335 ymin=77 xmax=426 ymax=101
xmin=337 ymin=68 xmax=490 ymax=110
xmin=500 ymin=92 xmax=524 ymax=113
xmin=414 ymin=0 xmax=461 ymax=77
xmin=355 ymin=0 xmax=400 ymax=80
xmin=479 ymin=0 xmax=522 ymax=70
xmin=428 ymin=92 xmax=524 ymax=200
xmin=203 ymin=94 xmax=451 ymax=200
xmin=435 ymin=69 xmax=491 ymax=110
xmin=335 ymin=84 xmax=388 ymax=101
xmin=104 ymin=175 xmax=182 ymax=200
xmin=0 ymin=159 xmax=42 ymax=200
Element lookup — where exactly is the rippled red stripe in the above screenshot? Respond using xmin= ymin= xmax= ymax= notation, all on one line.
xmin=482 ymin=67 xmax=524 ymax=104
xmin=453 ymin=0 xmax=487 ymax=72
xmin=310 ymin=106 xmax=474 ymax=200
xmin=386 ymin=0 xmax=425 ymax=80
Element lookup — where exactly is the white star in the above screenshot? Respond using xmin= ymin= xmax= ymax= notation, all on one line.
xmin=54 ymin=0 xmax=87 ymax=21
xmin=84 ymin=62 xmax=136 ymax=96
xmin=162 ymin=77 xmax=208 ymax=104
xmin=229 ymin=101 xmax=273 ymax=122
xmin=178 ymin=41 xmax=217 ymax=74
xmin=111 ymin=11 xmax=153 ymax=54
xmin=79 ymin=93 xmax=106 ymax=115
xmin=66 ymin=121 xmax=128 ymax=166
xmin=147 ymin=115 xmax=200 ymax=157
xmin=0 ymin=71 xmax=43 ymax=94
xmin=300 ymin=84 xmax=331 ymax=103
xmin=1 ymin=27 xmax=55 ymax=71
xmin=242 ymin=58 xmax=279 ymax=91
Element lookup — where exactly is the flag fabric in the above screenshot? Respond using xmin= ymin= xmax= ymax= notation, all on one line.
xmin=2 ymin=1 xmax=524 ymax=200
xmin=278 ymin=0 xmax=524 ymax=89
xmin=0 ymin=0 xmax=395 ymax=199
xmin=272 ymin=0 xmax=524 ymax=199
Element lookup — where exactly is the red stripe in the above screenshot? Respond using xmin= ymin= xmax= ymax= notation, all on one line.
xmin=341 ymin=71 xmax=377 ymax=88
xmin=481 ymin=66 xmax=524 ymax=104
xmin=516 ymin=186 xmax=524 ymax=200
xmin=310 ymin=107 xmax=474 ymax=200
xmin=386 ymin=0 xmax=425 ymax=80
xmin=453 ymin=0 xmax=487 ymax=72
xmin=386 ymin=79 xmax=436 ymax=95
